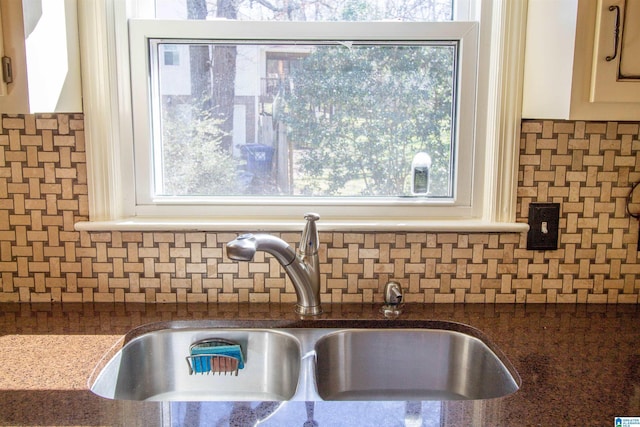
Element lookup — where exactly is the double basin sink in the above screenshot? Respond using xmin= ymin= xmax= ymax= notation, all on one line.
xmin=90 ymin=321 xmax=520 ymax=402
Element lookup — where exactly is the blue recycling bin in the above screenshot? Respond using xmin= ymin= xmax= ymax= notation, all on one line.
xmin=243 ymin=144 xmax=274 ymax=177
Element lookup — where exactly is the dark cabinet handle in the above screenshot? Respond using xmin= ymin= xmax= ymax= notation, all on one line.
xmin=606 ymin=5 xmax=620 ymax=62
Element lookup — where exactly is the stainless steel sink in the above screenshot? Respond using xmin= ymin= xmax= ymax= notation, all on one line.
xmin=90 ymin=328 xmax=301 ymax=401
xmin=314 ymin=329 xmax=519 ymax=401
xmin=90 ymin=322 xmax=519 ymax=402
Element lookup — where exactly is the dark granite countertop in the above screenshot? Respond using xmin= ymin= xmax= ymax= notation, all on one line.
xmin=0 ymin=302 xmax=638 ymax=426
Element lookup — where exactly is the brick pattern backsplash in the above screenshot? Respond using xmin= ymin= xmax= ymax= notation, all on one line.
xmin=0 ymin=115 xmax=639 ymax=303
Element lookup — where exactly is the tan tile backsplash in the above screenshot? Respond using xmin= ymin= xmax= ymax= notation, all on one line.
xmin=0 ymin=115 xmax=639 ymax=303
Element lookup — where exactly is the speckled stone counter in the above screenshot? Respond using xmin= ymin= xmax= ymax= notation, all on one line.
xmin=0 ymin=302 xmax=638 ymax=426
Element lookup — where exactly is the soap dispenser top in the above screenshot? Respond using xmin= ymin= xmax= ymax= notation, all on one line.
xmin=381 ymin=281 xmax=403 ymax=318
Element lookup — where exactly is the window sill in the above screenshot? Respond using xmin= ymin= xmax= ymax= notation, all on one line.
xmin=74 ymin=217 xmax=529 ymax=233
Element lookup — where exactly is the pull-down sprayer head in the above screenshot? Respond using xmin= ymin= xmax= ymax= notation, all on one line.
xmin=226 ymin=213 xmax=322 ymax=316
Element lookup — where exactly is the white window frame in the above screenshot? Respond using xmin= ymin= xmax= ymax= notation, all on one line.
xmin=131 ymin=21 xmax=476 ymax=217
xmin=76 ymin=0 xmax=529 ymax=232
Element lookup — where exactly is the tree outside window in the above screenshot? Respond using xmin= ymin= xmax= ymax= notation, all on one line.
xmin=156 ymin=0 xmax=456 ymax=199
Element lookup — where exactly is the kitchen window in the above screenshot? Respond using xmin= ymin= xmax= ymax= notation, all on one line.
xmin=147 ymin=39 xmax=462 ymax=199
xmin=76 ymin=0 xmax=527 ymax=231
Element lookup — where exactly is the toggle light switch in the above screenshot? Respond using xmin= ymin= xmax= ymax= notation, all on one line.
xmin=526 ymin=203 xmax=560 ymax=251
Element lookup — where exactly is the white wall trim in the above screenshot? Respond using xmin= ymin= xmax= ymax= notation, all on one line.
xmin=483 ymin=0 xmax=528 ymax=223
xmin=78 ymin=0 xmax=134 ymax=221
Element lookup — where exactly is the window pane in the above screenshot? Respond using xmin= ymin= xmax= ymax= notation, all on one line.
xmin=153 ymin=0 xmax=454 ymax=22
xmin=152 ymin=41 xmax=456 ymax=198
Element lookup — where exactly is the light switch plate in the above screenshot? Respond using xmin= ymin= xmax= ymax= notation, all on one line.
xmin=526 ymin=203 xmax=560 ymax=251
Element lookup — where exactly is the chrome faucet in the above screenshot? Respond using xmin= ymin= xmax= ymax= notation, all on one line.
xmin=226 ymin=213 xmax=322 ymax=316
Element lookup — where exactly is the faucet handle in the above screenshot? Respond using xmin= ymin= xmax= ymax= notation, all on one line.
xmin=300 ymin=213 xmax=320 ymax=255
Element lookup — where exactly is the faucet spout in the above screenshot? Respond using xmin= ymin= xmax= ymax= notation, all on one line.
xmin=226 ymin=233 xmax=296 ymax=266
xmin=226 ymin=213 xmax=323 ymax=316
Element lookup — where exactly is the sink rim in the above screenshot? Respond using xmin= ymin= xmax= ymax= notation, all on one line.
xmin=90 ymin=319 xmax=521 ymax=402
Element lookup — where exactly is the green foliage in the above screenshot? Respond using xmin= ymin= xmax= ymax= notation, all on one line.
xmin=161 ymin=0 xmax=456 ymax=197
xmin=160 ymin=98 xmax=241 ymax=196
xmin=340 ymin=0 xmax=379 ymax=21
xmin=282 ymin=44 xmax=454 ymax=196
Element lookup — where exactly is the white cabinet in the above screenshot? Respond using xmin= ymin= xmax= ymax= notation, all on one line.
xmin=522 ymin=0 xmax=640 ymax=120
xmin=0 ymin=0 xmax=82 ymax=114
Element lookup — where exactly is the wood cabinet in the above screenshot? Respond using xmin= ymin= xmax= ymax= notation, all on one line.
xmin=0 ymin=0 xmax=82 ymax=114
xmin=590 ymin=0 xmax=640 ymax=103
xmin=522 ymin=0 xmax=640 ymax=120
